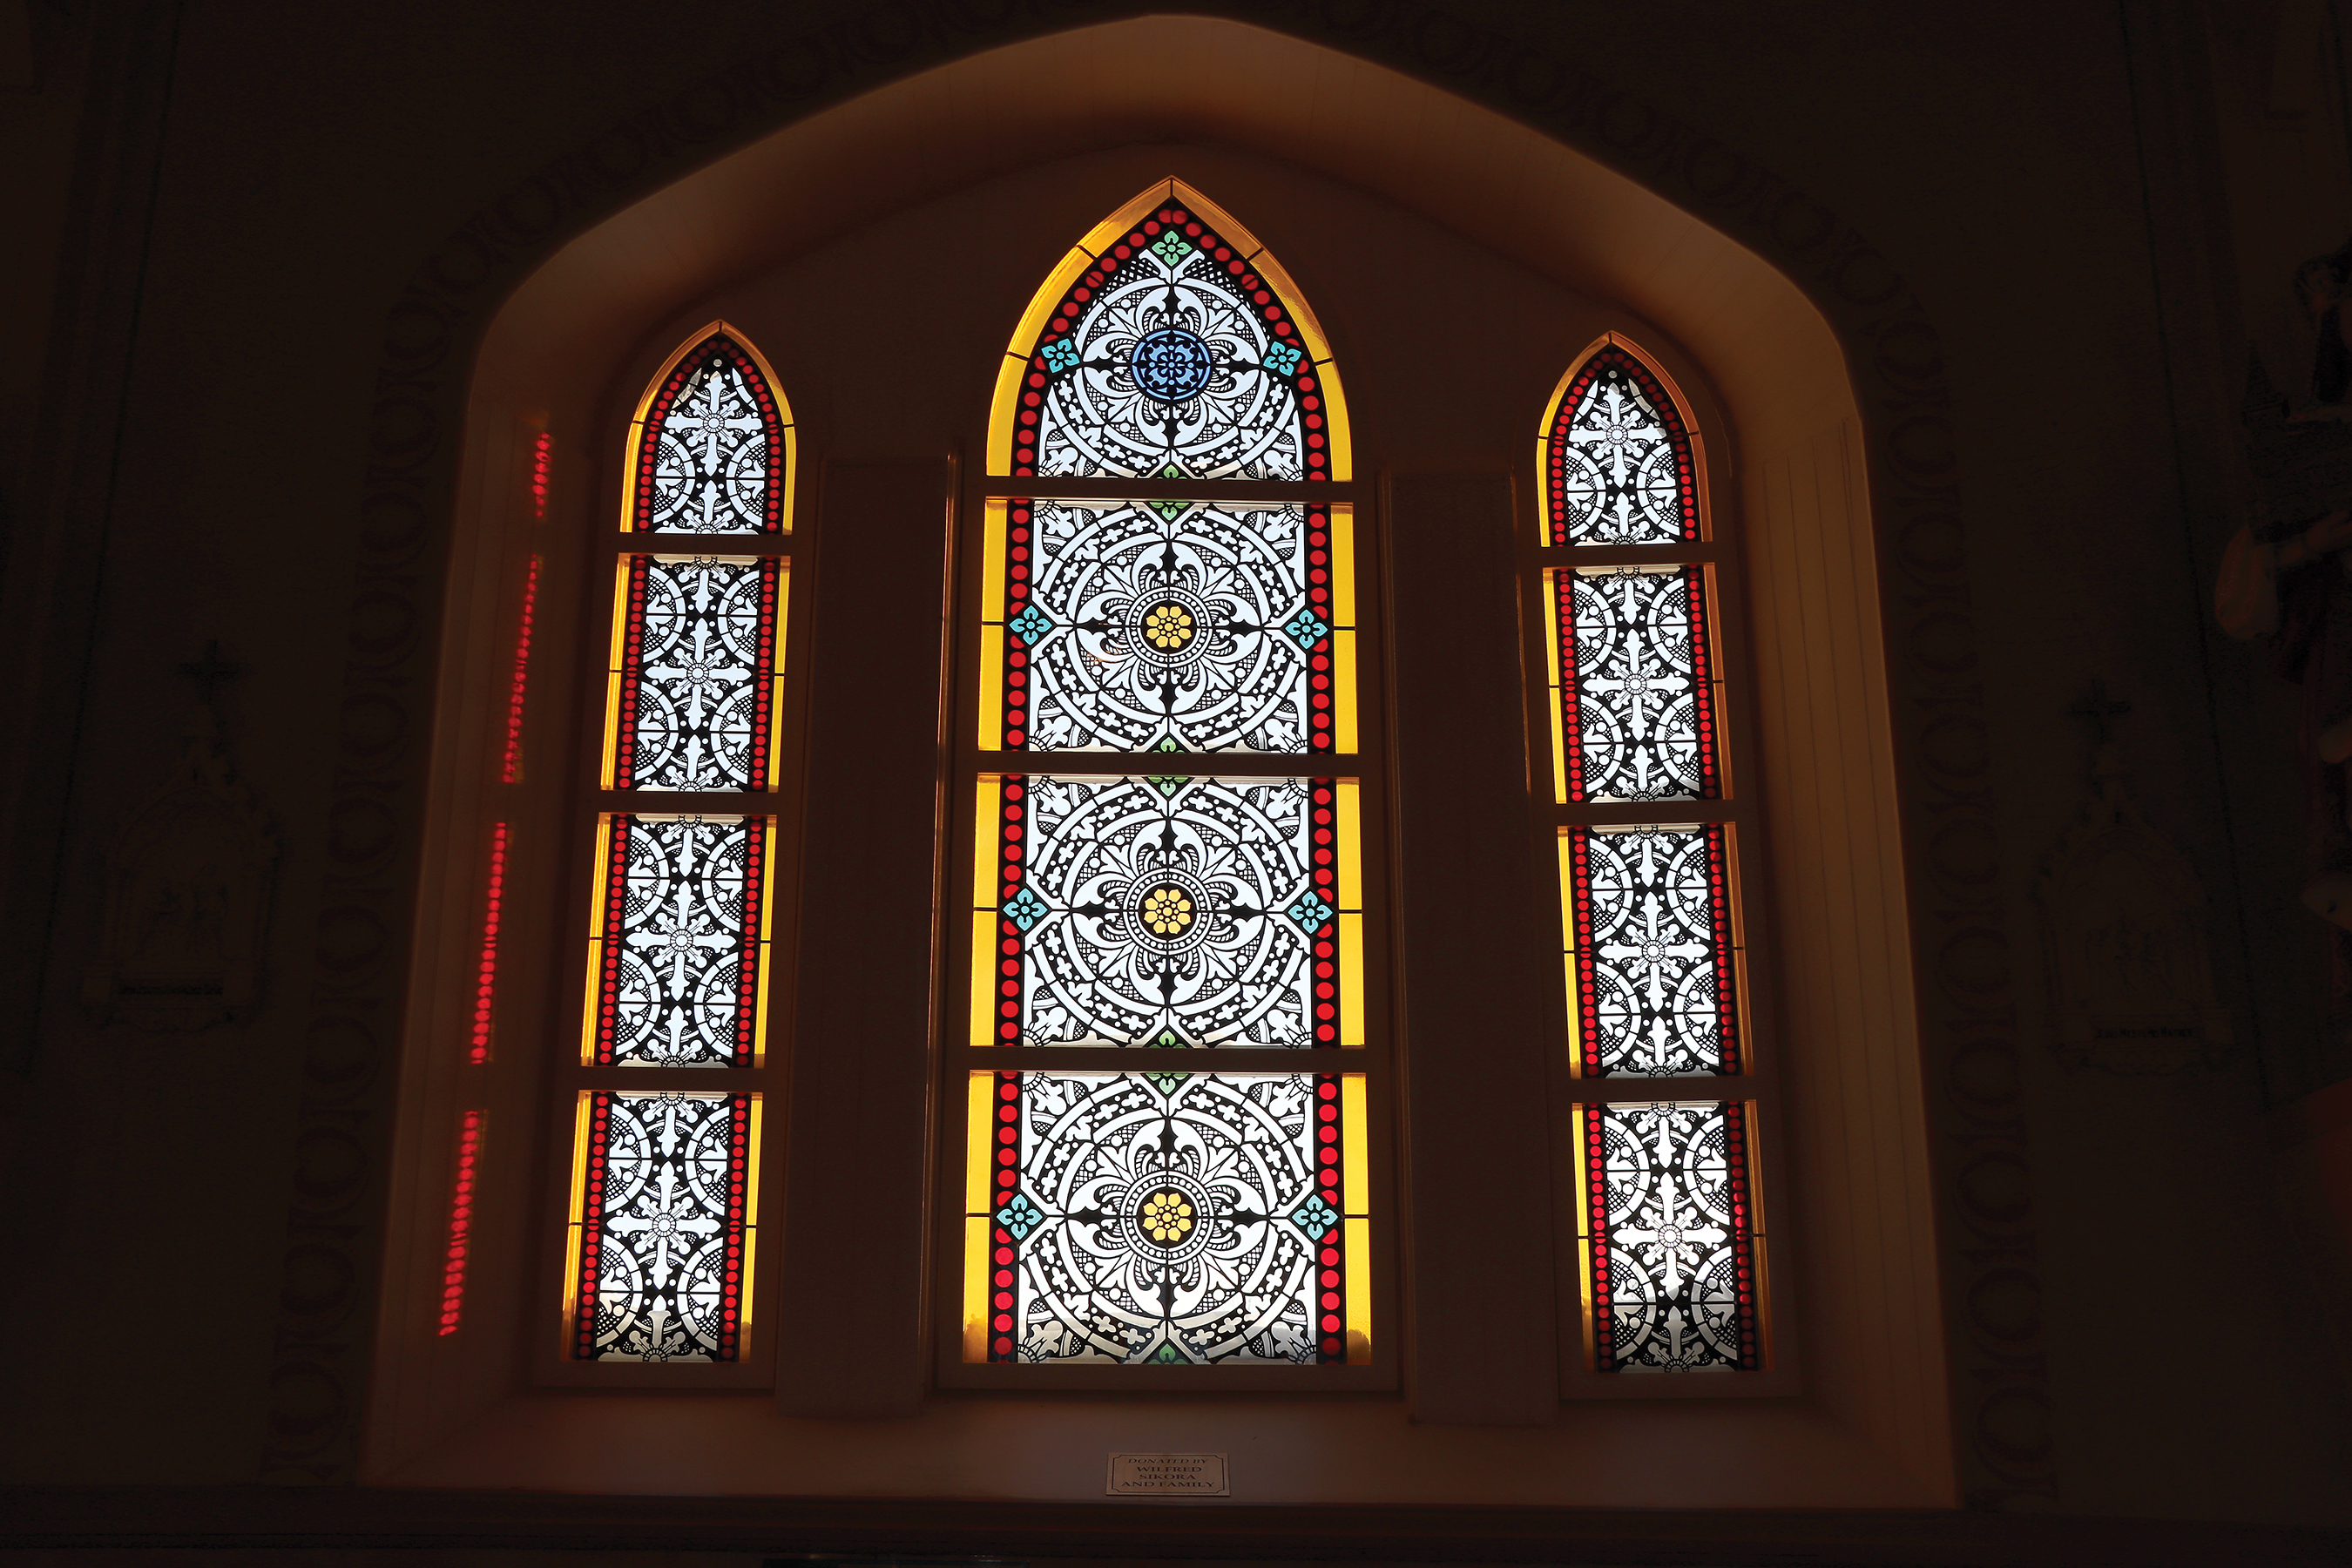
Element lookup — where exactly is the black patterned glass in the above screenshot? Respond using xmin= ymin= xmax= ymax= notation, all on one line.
xmin=1583 ymin=1102 xmax=1758 ymax=1372
xmin=571 ymin=1091 xmax=754 ymax=1362
xmin=1009 ymin=499 xmax=1335 ymax=754
xmin=984 ymin=1072 xmax=1345 ymax=1363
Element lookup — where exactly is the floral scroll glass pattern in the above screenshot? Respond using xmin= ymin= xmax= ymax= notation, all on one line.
xmin=993 ymin=499 xmax=1348 ymax=754
xmin=984 ymin=774 xmax=1352 ymax=1049
xmin=1579 ymin=1101 xmax=1758 ymax=1372
xmin=606 ymin=556 xmax=783 ymax=793
xmin=585 ymin=815 xmax=771 ymax=1067
xmin=1544 ymin=347 xmax=1696 ymax=546
xmin=1561 ymin=826 xmax=1740 ymax=1077
xmin=569 ymin=1091 xmax=757 ymax=1362
xmin=971 ymin=1071 xmax=1367 ymax=1364
xmin=1012 ymin=201 xmax=1332 ymax=483
xmin=1551 ymin=564 xmax=1720 ymax=803
xmin=628 ymin=332 xmax=788 ymax=534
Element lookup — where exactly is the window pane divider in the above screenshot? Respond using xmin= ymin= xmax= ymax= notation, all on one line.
xmin=608 ymin=532 xmax=794 ymax=557
xmin=1552 ymin=800 xmax=1742 ymax=826
xmin=589 ymin=789 xmax=781 ymax=814
xmin=565 ymin=1064 xmax=775 ymax=1091
xmin=977 ymin=476 xmax=1358 ymax=504
xmin=1560 ymin=1073 xmax=1772 ymax=1105
xmin=1538 ymin=541 xmax=1720 ymax=567
xmin=953 ymin=1044 xmax=1378 ymax=1074
xmin=974 ymin=750 xmax=1357 ymax=779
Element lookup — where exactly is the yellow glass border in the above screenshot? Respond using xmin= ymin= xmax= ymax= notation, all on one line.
xmin=1558 ymin=828 xmax=1584 ymax=1076
xmin=749 ymin=818 xmax=777 ymax=1068
xmin=578 ymin=816 xmax=616 ymax=1064
xmin=598 ymin=559 xmax=632 ymax=791
xmin=1333 ymin=630 xmax=1360 ymax=754
xmin=739 ymin=1094 xmax=764 ymax=1338
xmin=970 ymin=776 xmax=1003 ymax=1048
xmin=1336 ymin=780 xmax=1363 ymax=909
xmin=1344 ymin=1215 xmax=1373 ymax=1364
xmin=977 ymin=625 xmax=1004 ymax=752
xmin=1340 ymin=1071 xmax=1371 ymax=1362
xmin=559 ymin=1090 xmax=593 ymax=1337
xmin=980 ymin=497 xmax=1010 ymax=621
xmin=1338 ymin=913 xmax=1366 ymax=1049
xmin=1306 ymin=353 xmax=1353 ymax=483
xmin=1571 ymin=1104 xmax=1598 ymax=1369
xmin=765 ymin=558 xmax=792 ymax=791
xmin=1542 ymin=566 xmax=1568 ymax=804
xmin=618 ymin=321 xmax=799 ymax=536
xmin=963 ymin=1071 xmax=995 ymax=1362
xmin=1330 ymin=503 xmax=1356 ymax=624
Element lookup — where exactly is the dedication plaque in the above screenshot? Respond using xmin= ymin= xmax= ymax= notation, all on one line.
xmin=1105 ymin=1452 xmax=1230 ymax=1497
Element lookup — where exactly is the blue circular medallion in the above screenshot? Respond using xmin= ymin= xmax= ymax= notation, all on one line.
xmin=1129 ymin=328 xmax=1215 ymax=402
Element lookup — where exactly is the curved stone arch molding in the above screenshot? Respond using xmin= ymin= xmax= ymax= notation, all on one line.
xmin=266 ymin=0 xmax=2050 ymax=1507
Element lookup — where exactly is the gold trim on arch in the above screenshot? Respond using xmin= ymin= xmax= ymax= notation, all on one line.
xmin=986 ymin=178 xmax=1352 ymax=480
xmin=618 ymin=320 xmax=800 ymax=535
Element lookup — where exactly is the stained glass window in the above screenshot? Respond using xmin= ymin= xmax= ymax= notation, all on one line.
xmin=625 ymin=331 xmax=791 ymax=534
xmin=967 ymin=1071 xmax=1369 ymax=1364
xmin=1001 ymin=199 xmax=1338 ymax=483
xmin=605 ymin=555 xmax=786 ymax=792
xmin=1578 ymin=1102 xmax=1758 ymax=1372
xmin=1535 ymin=338 xmax=1768 ymax=1378
xmin=983 ymin=499 xmax=1351 ymax=754
xmin=1543 ymin=346 xmax=1697 ymax=546
xmin=1559 ymin=827 xmax=1739 ymax=1078
xmin=1548 ymin=564 xmax=1720 ymax=803
xmin=967 ymin=183 xmax=1374 ymax=1374
xmin=558 ymin=324 xmax=794 ymax=1363
xmin=977 ymin=774 xmax=1357 ymax=1050
xmin=584 ymin=814 xmax=772 ymax=1068
xmin=567 ymin=1090 xmax=759 ymax=1362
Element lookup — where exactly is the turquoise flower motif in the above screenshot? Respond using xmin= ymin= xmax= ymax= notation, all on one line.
xmin=1041 ymin=338 xmax=1080 ymax=374
xmin=1262 ymin=341 xmax=1302 ymax=377
xmin=1004 ymin=886 xmax=1049 ymax=932
xmin=1290 ymin=1194 xmax=1340 ymax=1240
xmin=1286 ymin=889 xmax=1335 ymax=933
xmin=1148 ymin=229 xmax=1193 ymax=267
xmin=996 ymin=1192 xmax=1044 ymax=1240
xmin=1007 ymin=603 xmax=1054 ymax=645
xmin=1282 ymin=607 xmax=1330 ymax=649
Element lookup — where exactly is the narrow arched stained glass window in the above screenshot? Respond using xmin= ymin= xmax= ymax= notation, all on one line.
xmin=625 ymin=331 xmax=794 ymax=535
xmin=1542 ymin=346 xmax=1697 ymax=545
xmin=1530 ymin=336 xmax=1765 ymax=1376
xmin=560 ymin=323 xmax=794 ymax=1362
xmin=962 ymin=183 xmax=1375 ymax=1374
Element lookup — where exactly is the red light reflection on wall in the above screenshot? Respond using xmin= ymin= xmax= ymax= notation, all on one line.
xmin=499 ymin=554 xmax=541 ymax=784
xmin=469 ymin=822 xmax=509 ymax=1065
xmin=437 ymin=1109 xmax=484 ymax=1335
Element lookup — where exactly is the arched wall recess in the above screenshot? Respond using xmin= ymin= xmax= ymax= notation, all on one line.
xmin=332 ymin=16 xmax=1982 ymax=1509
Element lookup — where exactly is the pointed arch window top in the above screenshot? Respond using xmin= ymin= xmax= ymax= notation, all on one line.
xmin=1541 ymin=342 xmax=1697 ymax=546
xmin=625 ymin=327 xmax=794 ymax=534
xmin=994 ymin=182 xmax=1348 ymax=483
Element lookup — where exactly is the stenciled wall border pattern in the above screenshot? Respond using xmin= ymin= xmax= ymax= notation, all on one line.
xmin=260 ymin=0 xmax=2054 ymax=1506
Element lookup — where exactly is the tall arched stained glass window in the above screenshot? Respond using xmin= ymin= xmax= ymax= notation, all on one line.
xmin=558 ymin=324 xmax=794 ymax=1363
xmin=958 ymin=182 xmax=1379 ymax=1376
xmin=1531 ymin=336 xmax=1767 ymax=1375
